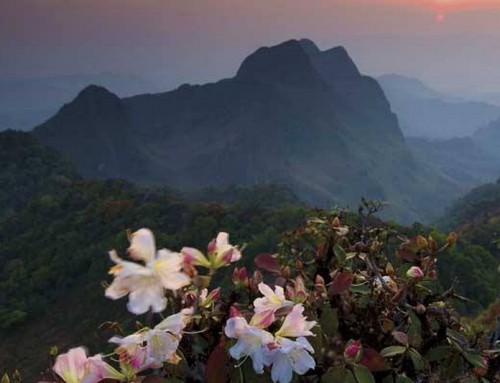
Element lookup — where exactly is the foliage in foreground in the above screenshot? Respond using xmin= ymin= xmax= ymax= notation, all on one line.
xmin=10 ymin=210 xmax=499 ymax=383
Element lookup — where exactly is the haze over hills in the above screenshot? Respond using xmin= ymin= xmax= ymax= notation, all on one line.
xmin=32 ymin=39 xmax=461 ymax=223
xmin=378 ymin=74 xmax=500 ymax=139
xmin=0 ymin=73 xmax=158 ymax=131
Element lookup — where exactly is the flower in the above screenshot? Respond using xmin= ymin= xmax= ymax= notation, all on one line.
xmin=268 ymin=337 xmax=316 ymax=383
xmin=105 ymin=228 xmax=191 ymax=315
xmin=343 ymin=340 xmax=363 ymax=363
xmin=208 ymin=232 xmax=242 ymax=268
xmin=406 ymin=266 xmax=424 ymax=279
xmin=181 ymin=247 xmax=211 ymax=268
xmin=110 ymin=308 xmax=192 ymax=371
xmin=109 ymin=333 xmax=152 ymax=375
xmin=254 ymin=283 xmax=293 ymax=314
xmin=182 ymin=232 xmax=241 ymax=269
xmin=53 ymin=347 xmax=88 ymax=383
xmin=275 ymin=304 xmax=316 ymax=338
xmin=53 ymin=347 xmax=123 ymax=383
xmin=224 ymin=316 xmax=275 ymax=374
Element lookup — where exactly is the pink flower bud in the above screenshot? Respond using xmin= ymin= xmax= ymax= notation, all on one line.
xmin=229 ymin=305 xmax=242 ymax=318
xmin=344 ymin=340 xmax=363 ymax=363
xmin=205 ymin=288 xmax=221 ymax=306
xmin=407 ymin=266 xmax=424 ymax=279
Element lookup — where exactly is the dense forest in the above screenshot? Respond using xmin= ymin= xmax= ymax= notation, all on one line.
xmin=0 ymin=131 xmax=499 ymax=380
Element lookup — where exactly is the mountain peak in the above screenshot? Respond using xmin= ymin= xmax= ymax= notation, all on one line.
xmin=310 ymin=45 xmax=360 ymax=78
xmin=236 ymin=39 xmax=322 ymax=86
xmin=75 ymin=84 xmax=120 ymax=102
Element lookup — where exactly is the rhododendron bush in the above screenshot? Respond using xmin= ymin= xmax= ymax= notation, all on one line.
xmin=27 ymin=211 xmax=499 ymax=382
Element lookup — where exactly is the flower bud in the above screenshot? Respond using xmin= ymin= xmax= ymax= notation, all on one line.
xmin=203 ymin=288 xmax=221 ymax=307
xmin=251 ymin=269 xmax=264 ymax=286
xmin=385 ymin=262 xmax=395 ymax=276
xmin=406 ymin=266 xmax=424 ymax=279
xmin=281 ymin=265 xmax=291 ymax=279
xmin=416 ymin=303 xmax=426 ymax=315
xmin=344 ymin=340 xmax=363 ymax=364
xmin=315 ymin=275 xmax=325 ymax=286
xmin=232 ymin=267 xmax=249 ymax=287
xmin=447 ymin=232 xmax=458 ymax=246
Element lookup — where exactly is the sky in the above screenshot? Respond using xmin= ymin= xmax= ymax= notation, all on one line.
xmin=0 ymin=0 xmax=499 ymax=95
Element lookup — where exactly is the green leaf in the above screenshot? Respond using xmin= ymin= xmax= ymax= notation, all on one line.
xmin=380 ymin=346 xmax=407 ymax=358
xmin=462 ymin=351 xmax=487 ymax=368
xmin=352 ymin=364 xmax=375 ymax=383
xmin=425 ymin=345 xmax=452 ymax=362
xmin=321 ymin=367 xmax=348 ymax=383
xmin=349 ymin=282 xmax=371 ymax=295
xmin=408 ymin=348 xmax=426 ymax=371
xmin=319 ymin=306 xmax=339 ymax=338
xmin=333 ymin=244 xmax=347 ymax=264
xmin=407 ymin=312 xmax=422 ymax=348
xmin=1 ymin=374 xmax=10 ymax=383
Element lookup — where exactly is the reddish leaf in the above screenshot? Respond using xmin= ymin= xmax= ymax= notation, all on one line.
xmin=328 ymin=271 xmax=353 ymax=296
xmin=392 ymin=331 xmax=409 ymax=346
xmin=254 ymin=253 xmax=281 ymax=274
xmin=360 ymin=348 xmax=389 ymax=372
xmin=206 ymin=338 xmax=230 ymax=383
xmin=142 ymin=376 xmax=166 ymax=383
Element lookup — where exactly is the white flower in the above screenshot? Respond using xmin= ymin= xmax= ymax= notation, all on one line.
xmin=105 ymin=228 xmax=191 ymax=315
xmin=110 ymin=308 xmax=192 ymax=371
xmin=254 ymin=283 xmax=293 ymax=314
xmin=268 ymin=337 xmax=316 ymax=383
xmin=224 ymin=316 xmax=274 ymax=374
xmin=275 ymin=304 xmax=316 ymax=338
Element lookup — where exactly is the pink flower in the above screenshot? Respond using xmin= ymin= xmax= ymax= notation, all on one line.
xmin=343 ymin=340 xmax=363 ymax=363
xmin=406 ymin=266 xmax=424 ymax=279
xmin=53 ymin=347 xmax=123 ymax=383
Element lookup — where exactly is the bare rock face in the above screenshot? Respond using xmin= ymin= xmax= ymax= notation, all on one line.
xmin=33 ymin=39 xmax=458 ymax=222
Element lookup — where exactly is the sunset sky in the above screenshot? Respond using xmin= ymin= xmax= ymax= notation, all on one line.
xmin=1 ymin=0 xmax=499 ymax=94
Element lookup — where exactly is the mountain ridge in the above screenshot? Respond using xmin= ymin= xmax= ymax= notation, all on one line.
xmin=33 ymin=39 xmax=458 ymax=223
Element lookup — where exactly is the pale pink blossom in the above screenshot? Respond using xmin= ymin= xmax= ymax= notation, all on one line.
xmin=53 ymin=347 xmax=123 ymax=383
xmin=275 ymin=304 xmax=316 ymax=338
xmin=224 ymin=316 xmax=274 ymax=374
xmin=105 ymin=229 xmax=191 ymax=315
xmin=254 ymin=283 xmax=293 ymax=314
xmin=406 ymin=266 xmax=424 ymax=279
xmin=267 ymin=337 xmax=316 ymax=383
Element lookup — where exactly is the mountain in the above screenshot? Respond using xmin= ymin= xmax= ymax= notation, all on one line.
xmin=407 ymin=136 xmax=500 ymax=190
xmin=33 ymin=39 xmax=459 ymax=223
xmin=378 ymin=74 xmax=500 ymax=139
xmin=439 ymin=178 xmax=500 ymax=257
xmin=0 ymin=130 xmax=78 ymax=217
xmin=0 ymin=73 xmax=157 ymax=131
xmin=473 ymin=117 xmax=500 ymax=160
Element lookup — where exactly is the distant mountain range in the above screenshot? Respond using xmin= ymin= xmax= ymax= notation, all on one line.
xmin=378 ymin=74 xmax=500 ymax=139
xmin=32 ymin=39 xmax=463 ymax=223
xmin=0 ymin=73 xmax=158 ymax=131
